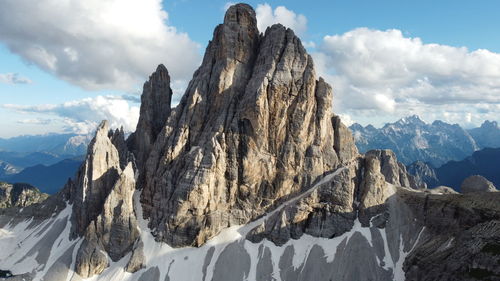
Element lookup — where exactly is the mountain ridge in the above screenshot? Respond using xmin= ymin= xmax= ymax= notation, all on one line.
xmin=350 ymin=115 xmax=500 ymax=167
xmin=0 ymin=4 xmax=498 ymax=281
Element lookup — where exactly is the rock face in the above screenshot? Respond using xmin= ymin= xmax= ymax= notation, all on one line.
xmin=363 ymin=150 xmax=421 ymax=189
xmin=0 ymin=182 xmax=48 ymax=208
xmin=460 ymin=175 xmax=497 ymax=193
xmin=401 ymin=191 xmax=500 ymax=281
xmin=0 ymin=4 xmax=499 ymax=281
xmin=68 ymin=121 xmax=142 ymax=278
xmin=128 ymin=64 xmax=172 ymax=170
xmin=406 ymin=160 xmax=439 ymax=188
xmin=247 ymin=149 xmax=420 ymax=244
xmin=140 ymin=3 xmax=356 ymax=247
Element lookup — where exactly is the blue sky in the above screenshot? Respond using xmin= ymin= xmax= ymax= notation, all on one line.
xmin=165 ymin=0 xmax=500 ymax=52
xmin=0 ymin=0 xmax=499 ymax=137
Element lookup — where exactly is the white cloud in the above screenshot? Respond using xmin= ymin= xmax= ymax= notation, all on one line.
xmin=337 ymin=114 xmax=354 ymax=127
xmin=4 ymin=96 xmax=140 ymax=134
xmin=0 ymin=0 xmax=201 ymax=91
xmin=313 ymin=28 xmax=500 ymax=127
xmin=256 ymin=3 xmax=307 ymax=35
xmin=0 ymin=73 xmax=32 ymax=84
xmin=17 ymin=118 xmax=52 ymax=125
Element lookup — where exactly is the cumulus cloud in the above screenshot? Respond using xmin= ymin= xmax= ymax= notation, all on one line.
xmin=0 ymin=73 xmax=32 ymax=84
xmin=313 ymin=28 xmax=500 ymax=126
xmin=4 ymin=96 xmax=140 ymax=134
xmin=256 ymin=3 xmax=307 ymax=35
xmin=0 ymin=0 xmax=201 ymax=91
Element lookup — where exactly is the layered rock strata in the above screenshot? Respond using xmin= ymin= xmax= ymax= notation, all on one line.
xmin=140 ymin=3 xmax=357 ymax=247
xmin=1 ymin=4 xmax=498 ymax=281
xmin=67 ymin=121 xmax=142 ymax=278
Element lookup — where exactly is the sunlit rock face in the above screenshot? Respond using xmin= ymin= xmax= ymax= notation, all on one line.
xmin=139 ymin=3 xmax=357 ymax=247
xmin=0 ymin=3 xmax=498 ymax=281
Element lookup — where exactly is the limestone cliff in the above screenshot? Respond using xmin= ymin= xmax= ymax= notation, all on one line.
xmin=67 ymin=121 xmax=142 ymax=278
xmin=0 ymin=4 xmax=498 ymax=281
xmin=140 ymin=3 xmax=357 ymax=247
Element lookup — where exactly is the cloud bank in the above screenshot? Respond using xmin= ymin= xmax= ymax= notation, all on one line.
xmin=0 ymin=0 xmax=201 ymax=91
xmin=314 ymin=28 xmax=500 ymax=126
xmin=4 ymin=96 xmax=140 ymax=134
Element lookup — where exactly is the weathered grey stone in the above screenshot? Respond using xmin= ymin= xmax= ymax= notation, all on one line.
xmin=365 ymin=150 xmax=420 ymax=189
xmin=357 ymin=154 xmax=390 ymax=226
xmin=460 ymin=175 xmax=497 ymax=193
xmin=407 ymin=160 xmax=439 ymax=188
xmin=70 ymin=121 xmax=122 ymax=237
xmin=75 ymin=224 xmax=108 ymax=278
xmin=401 ymin=191 xmax=500 ymax=281
xmin=141 ymin=3 xmax=343 ymax=247
xmin=128 ymin=64 xmax=172 ymax=171
xmin=332 ymin=114 xmax=358 ymax=164
xmin=66 ymin=121 xmax=141 ymax=278
xmin=125 ymin=240 xmax=145 ymax=273
xmin=248 ymin=164 xmax=359 ymax=245
xmin=0 ymin=182 xmax=48 ymax=208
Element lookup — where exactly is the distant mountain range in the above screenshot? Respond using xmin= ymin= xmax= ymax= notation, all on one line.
xmin=0 ymin=157 xmax=83 ymax=194
xmin=0 ymin=133 xmax=91 ymax=156
xmin=407 ymin=147 xmax=500 ymax=191
xmin=350 ymin=116 xmax=500 ymax=167
xmin=0 ymin=133 xmax=90 ymax=194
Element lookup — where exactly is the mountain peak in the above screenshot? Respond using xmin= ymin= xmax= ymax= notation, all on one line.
xmin=396 ymin=114 xmax=425 ymax=126
xmin=224 ymin=3 xmax=257 ymax=28
xmin=481 ymin=120 xmax=498 ymax=129
xmin=138 ymin=3 xmax=354 ymax=247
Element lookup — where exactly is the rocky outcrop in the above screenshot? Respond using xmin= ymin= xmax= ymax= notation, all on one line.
xmin=0 ymin=4 xmax=499 ymax=281
xmin=407 ymin=160 xmax=439 ymax=188
xmin=247 ymin=148 xmax=420 ymax=244
xmin=247 ymin=161 xmax=360 ymax=245
xmin=400 ymin=190 xmax=500 ymax=281
xmin=140 ymin=3 xmax=356 ymax=247
xmin=364 ymin=150 xmax=421 ymax=189
xmin=0 ymin=182 xmax=48 ymax=208
xmin=128 ymin=64 xmax=173 ymax=170
xmin=67 ymin=121 xmax=142 ymax=278
xmin=460 ymin=175 xmax=497 ymax=193
xmin=332 ymin=115 xmax=358 ymax=163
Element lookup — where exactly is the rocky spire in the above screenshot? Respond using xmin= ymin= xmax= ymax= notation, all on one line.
xmin=129 ymin=64 xmax=172 ymax=169
xmin=139 ymin=3 xmax=353 ymax=247
xmin=67 ymin=121 xmax=142 ymax=278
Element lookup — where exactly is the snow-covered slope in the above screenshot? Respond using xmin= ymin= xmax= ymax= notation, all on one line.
xmin=1 ymin=170 xmax=498 ymax=281
xmin=0 ymin=166 xmax=425 ymax=281
xmin=1 ymin=4 xmax=499 ymax=281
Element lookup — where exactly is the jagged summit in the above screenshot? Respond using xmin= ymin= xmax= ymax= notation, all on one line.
xmin=1 ymin=4 xmax=499 ymax=281
xmin=138 ymin=3 xmax=357 ymax=247
xmin=224 ymin=3 xmax=257 ymax=28
xmin=128 ymin=63 xmax=172 ymax=170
